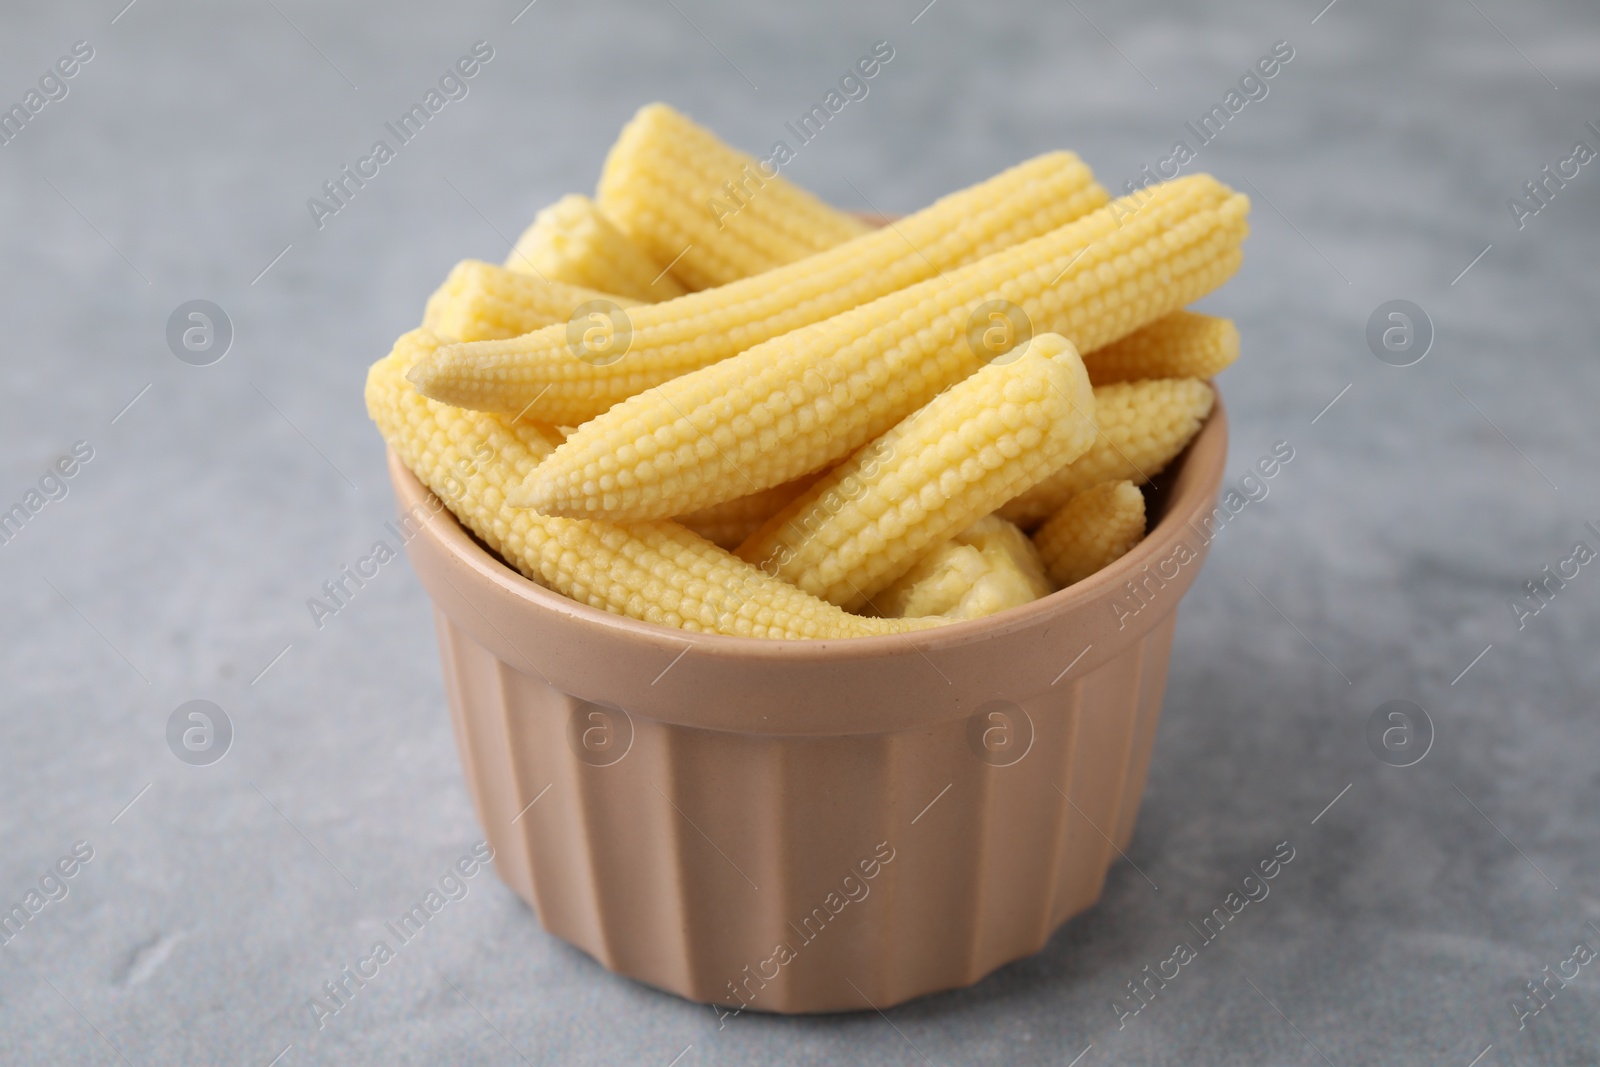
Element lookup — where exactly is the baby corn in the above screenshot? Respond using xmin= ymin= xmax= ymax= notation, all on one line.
xmin=520 ymin=175 xmax=1248 ymax=521
xmin=1084 ymin=310 xmax=1238 ymax=385
xmin=504 ymin=194 xmax=687 ymax=302
xmin=596 ymin=103 xmax=869 ymax=290
xmin=734 ymin=334 xmax=1096 ymax=610
xmin=1000 ymin=378 xmax=1214 ymax=527
xmin=1032 ymin=480 xmax=1147 ymax=586
xmin=875 ymin=515 xmax=1054 ymax=620
xmin=367 ymin=329 xmax=934 ymax=639
xmin=411 ymin=152 xmax=1108 ymax=422
xmin=422 ymin=259 xmax=638 ymax=343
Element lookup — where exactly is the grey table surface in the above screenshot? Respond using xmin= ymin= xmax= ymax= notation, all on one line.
xmin=2 ymin=0 xmax=1598 ymax=1063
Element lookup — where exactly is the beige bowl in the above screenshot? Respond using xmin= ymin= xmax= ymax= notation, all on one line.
xmin=388 ymin=398 xmax=1227 ymax=1014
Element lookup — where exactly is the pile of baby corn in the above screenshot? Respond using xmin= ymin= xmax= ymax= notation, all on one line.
xmin=367 ymin=104 xmax=1248 ymax=639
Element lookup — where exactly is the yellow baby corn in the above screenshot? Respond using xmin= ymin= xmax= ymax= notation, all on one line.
xmin=504 ymin=194 xmax=687 ymax=302
xmin=411 ymin=152 xmax=1108 ymax=422
xmin=875 ymin=515 xmax=1054 ymax=620
xmin=367 ymin=329 xmax=933 ymax=639
xmin=1000 ymin=378 xmax=1214 ymax=528
xmin=520 ymin=174 xmax=1247 ymax=521
xmin=675 ymin=473 xmax=822 ymax=550
xmin=596 ymin=103 xmax=869 ymax=290
xmin=734 ymin=334 xmax=1096 ymax=610
xmin=1084 ymin=310 xmax=1239 ymax=385
xmin=422 ymin=259 xmax=638 ymax=343
xmin=1032 ymin=480 xmax=1147 ymax=586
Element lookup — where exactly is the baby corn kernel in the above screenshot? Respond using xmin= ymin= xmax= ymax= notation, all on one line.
xmin=1000 ymin=378 xmax=1215 ymax=528
xmin=422 ymin=259 xmax=638 ymax=343
xmin=596 ymin=103 xmax=869 ymax=290
xmin=367 ymin=329 xmax=935 ymax=639
xmin=504 ymin=194 xmax=687 ymax=302
xmin=875 ymin=515 xmax=1054 ymax=620
xmin=1032 ymin=480 xmax=1147 ymax=586
xmin=520 ymin=175 xmax=1247 ymax=521
xmin=1084 ymin=310 xmax=1239 ymax=386
xmin=411 ymin=152 xmax=1108 ymax=423
xmin=734 ymin=334 xmax=1096 ymax=610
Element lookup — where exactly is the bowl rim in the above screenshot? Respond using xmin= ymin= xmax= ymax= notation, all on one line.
xmin=388 ymin=392 xmax=1228 ymax=662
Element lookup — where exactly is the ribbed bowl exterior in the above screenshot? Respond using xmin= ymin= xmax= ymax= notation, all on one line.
xmin=390 ymin=402 xmax=1227 ymax=1014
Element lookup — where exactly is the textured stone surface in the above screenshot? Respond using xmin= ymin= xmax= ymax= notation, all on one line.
xmin=0 ymin=1 xmax=1596 ymax=1063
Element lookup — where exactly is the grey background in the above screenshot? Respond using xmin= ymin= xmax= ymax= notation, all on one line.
xmin=1 ymin=0 xmax=1597 ymax=1063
